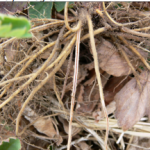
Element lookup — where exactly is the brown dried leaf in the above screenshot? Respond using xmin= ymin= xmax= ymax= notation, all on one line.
xmin=104 ymin=76 xmax=131 ymax=105
xmin=23 ymin=106 xmax=62 ymax=145
xmin=95 ymin=39 xmax=131 ymax=76
xmin=115 ymin=71 xmax=150 ymax=130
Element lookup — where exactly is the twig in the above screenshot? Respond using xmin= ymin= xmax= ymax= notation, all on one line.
xmin=65 ymin=2 xmax=81 ymax=32
xmin=126 ymin=129 xmax=136 ymax=150
xmin=67 ymin=29 xmax=81 ymax=150
xmin=86 ymin=14 xmax=109 ymax=150
xmin=119 ymin=47 xmax=142 ymax=91
xmin=63 ymin=30 xmax=72 ymax=38
xmin=45 ymin=37 xmax=75 ymax=72
xmin=134 ymin=44 xmax=150 ymax=53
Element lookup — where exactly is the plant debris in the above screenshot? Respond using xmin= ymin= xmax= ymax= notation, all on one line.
xmin=1 ymin=2 xmax=150 ymax=150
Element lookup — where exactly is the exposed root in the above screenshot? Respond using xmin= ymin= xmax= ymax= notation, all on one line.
xmin=65 ymin=2 xmax=82 ymax=32
xmin=122 ymin=27 xmax=150 ymax=38
xmin=16 ymin=35 xmax=76 ymax=135
xmin=1 ymin=2 xmax=150 ymax=150
xmin=86 ymin=14 xmax=109 ymax=150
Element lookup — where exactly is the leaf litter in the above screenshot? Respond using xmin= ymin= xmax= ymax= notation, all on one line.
xmin=1 ymin=2 xmax=150 ymax=150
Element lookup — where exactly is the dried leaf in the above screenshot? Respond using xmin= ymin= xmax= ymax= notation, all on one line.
xmin=23 ymin=106 xmax=62 ymax=145
xmin=96 ymin=39 xmax=132 ymax=76
xmin=104 ymin=76 xmax=131 ymax=105
xmin=115 ymin=71 xmax=150 ymax=130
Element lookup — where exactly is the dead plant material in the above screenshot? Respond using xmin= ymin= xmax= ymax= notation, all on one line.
xmin=23 ymin=106 xmax=63 ymax=146
xmin=1 ymin=2 xmax=150 ymax=150
xmin=93 ymin=38 xmax=132 ymax=76
xmin=67 ymin=29 xmax=81 ymax=150
xmin=65 ymin=2 xmax=82 ymax=32
xmin=86 ymin=14 xmax=109 ymax=150
xmin=115 ymin=71 xmax=150 ymax=130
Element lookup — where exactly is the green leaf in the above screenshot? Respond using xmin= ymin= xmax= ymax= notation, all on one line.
xmin=54 ymin=2 xmax=65 ymax=12
xmin=54 ymin=2 xmax=74 ymax=12
xmin=0 ymin=24 xmax=11 ymax=36
xmin=4 ymin=28 xmax=26 ymax=38
xmin=0 ymin=138 xmax=21 ymax=150
xmin=0 ymin=14 xmax=31 ymax=31
xmin=0 ymin=13 xmax=31 ymax=38
xmin=29 ymin=2 xmax=53 ymax=19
